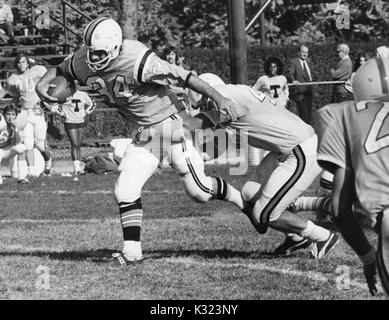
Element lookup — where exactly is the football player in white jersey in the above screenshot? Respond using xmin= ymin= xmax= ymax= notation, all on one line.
xmin=185 ymin=73 xmax=339 ymax=259
xmin=47 ymin=90 xmax=96 ymax=176
xmin=252 ymin=57 xmax=289 ymax=108
xmin=7 ymin=54 xmax=52 ymax=178
xmin=0 ymin=105 xmax=27 ymax=184
xmin=36 ymin=18 xmax=245 ymax=265
xmin=316 ymin=57 xmax=389 ymax=298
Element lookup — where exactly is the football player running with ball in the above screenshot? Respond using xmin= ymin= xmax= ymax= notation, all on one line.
xmin=185 ymin=73 xmax=339 ymax=259
xmin=316 ymin=57 xmax=389 ymax=298
xmin=36 ymin=18 xmax=246 ymax=265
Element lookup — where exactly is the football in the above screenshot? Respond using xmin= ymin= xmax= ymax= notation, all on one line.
xmin=47 ymin=76 xmax=76 ymax=103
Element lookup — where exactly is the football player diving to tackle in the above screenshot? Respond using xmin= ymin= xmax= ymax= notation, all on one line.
xmin=184 ymin=73 xmax=339 ymax=259
xmin=316 ymin=57 xmax=389 ymax=298
xmin=36 ymin=17 xmax=249 ymax=265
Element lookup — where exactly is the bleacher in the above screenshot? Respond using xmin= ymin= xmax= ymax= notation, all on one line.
xmin=0 ymin=1 xmax=115 ymax=152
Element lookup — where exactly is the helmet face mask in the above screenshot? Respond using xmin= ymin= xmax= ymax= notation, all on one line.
xmin=83 ymin=18 xmax=122 ymax=71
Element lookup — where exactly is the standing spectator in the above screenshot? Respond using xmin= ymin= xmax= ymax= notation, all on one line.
xmin=162 ymin=45 xmax=193 ymax=113
xmin=7 ymin=54 xmax=52 ymax=179
xmin=286 ymin=45 xmax=314 ymax=124
xmin=345 ymin=50 xmax=367 ymax=94
xmin=253 ymin=57 xmax=289 ymax=108
xmin=330 ymin=43 xmax=353 ymax=103
xmin=0 ymin=0 xmax=14 ymax=44
xmin=46 ymin=90 xmax=96 ymax=178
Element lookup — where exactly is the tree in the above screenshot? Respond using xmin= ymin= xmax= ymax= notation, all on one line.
xmin=111 ymin=0 xmax=137 ymax=39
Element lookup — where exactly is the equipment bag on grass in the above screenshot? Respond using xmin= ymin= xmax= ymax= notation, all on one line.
xmin=82 ymin=153 xmax=119 ymax=174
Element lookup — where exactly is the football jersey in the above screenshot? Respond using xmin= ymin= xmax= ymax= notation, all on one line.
xmin=55 ymin=91 xmax=95 ymax=124
xmin=317 ymin=100 xmax=389 ymax=214
xmin=252 ymin=75 xmax=289 ymax=108
xmin=204 ymin=85 xmax=314 ymax=154
xmin=7 ymin=65 xmax=47 ymax=109
xmin=57 ymin=40 xmax=191 ymax=127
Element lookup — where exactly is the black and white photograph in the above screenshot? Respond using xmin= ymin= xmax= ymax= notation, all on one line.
xmin=0 ymin=0 xmax=388 ymax=307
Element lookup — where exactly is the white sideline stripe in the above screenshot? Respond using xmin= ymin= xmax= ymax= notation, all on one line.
xmin=0 ymin=245 xmax=368 ymax=292
xmin=166 ymin=257 xmax=368 ymax=291
xmin=0 ymin=218 xmax=118 ymax=223
xmin=0 ymin=190 xmax=185 ymax=195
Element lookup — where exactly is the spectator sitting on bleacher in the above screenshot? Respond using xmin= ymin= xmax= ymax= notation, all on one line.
xmin=0 ymin=0 xmax=15 ymax=44
xmin=0 ymin=104 xmax=27 ymax=184
xmin=7 ymin=54 xmax=52 ymax=179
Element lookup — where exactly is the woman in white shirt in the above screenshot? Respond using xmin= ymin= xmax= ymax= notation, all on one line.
xmin=252 ymin=57 xmax=289 ymax=108
xmin=47 ymin=91 xmax=96 ymax=177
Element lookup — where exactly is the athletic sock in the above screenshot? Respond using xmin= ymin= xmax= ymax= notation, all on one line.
xmin=119 ymin=198 xmax=143 ymax=258
xmin=211 ymin=177 xmax=244 ymax=209
xmin=293 ymin=196 xmax=332 ymax=214
xmin=45 ymin=159 xmax=52 ymax=170
xmin=73 ymin=160 xmax=81 ymax=173
xmin=18 ymin=160 xmax=28 ymax=180
xmin=300 ymin=220 xmax=330 ymax=242
xmin=28 ymin=166 xmax=35 ymax=177
xmin=285 ymin=233 xmax=304 ymax=242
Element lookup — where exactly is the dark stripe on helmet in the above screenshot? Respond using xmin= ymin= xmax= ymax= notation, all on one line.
xmin=376 ymin=57 xmax=389 ymax=96
xmin=84 ymin=17 xmax=109 ymax=47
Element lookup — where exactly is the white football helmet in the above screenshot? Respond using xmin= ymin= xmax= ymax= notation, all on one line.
xmin=352 ymin=57 xmax=389 ymax=102
xmin=187 ymin=73 xmax=226 ymax=107
xmin=83 ymin=17 xmax=123 ymax=71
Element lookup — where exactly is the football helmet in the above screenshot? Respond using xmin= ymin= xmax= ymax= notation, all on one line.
xmin=83 ymin=17 xmax=122 ymax=71
xmin=352 ymin=57 xmax=389 ymax=102
xmin=187 ymin=73 xmax=226 ymax=107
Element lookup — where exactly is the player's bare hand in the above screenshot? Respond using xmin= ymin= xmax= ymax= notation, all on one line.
xmin=363 ymin=261 xmax=378 ymax=296
xmin=36 ymin=83 xmax=58 ymax=104
xmin=292 ymin=80 xmax=300 ymax=84
xmin=216 ymin=96 xmax=237 ymax=122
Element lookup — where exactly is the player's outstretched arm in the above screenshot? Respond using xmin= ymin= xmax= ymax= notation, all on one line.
xmin=186 ymin=74 xmax=237 ymax=122
xmin=35 ymin=68 xmax=59 ymax=104
xmin=332 ymin=167 xmax=378 ymax=296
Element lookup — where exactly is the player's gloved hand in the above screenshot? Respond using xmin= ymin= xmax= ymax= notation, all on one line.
xmin=363 ymin=261 xmax=378 ymax=296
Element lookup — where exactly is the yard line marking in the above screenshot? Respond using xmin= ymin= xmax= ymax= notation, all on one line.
xmin=165 ymin=257 xmax=368 ymax=292
xmin=0 ymin=218 xmax=118 ymax=223
xmin=0 ymin=190 xmax=185 ymax=195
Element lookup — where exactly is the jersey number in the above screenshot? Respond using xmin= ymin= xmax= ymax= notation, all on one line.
xmin=85 ymin=75 xmax=134 ymax=105
xmin=356 ymin=101 xmax=389 ymax=154
xmin=249 ymin=87 xmax=276 ymax=105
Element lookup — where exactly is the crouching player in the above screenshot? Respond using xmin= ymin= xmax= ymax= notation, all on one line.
xmin=0 ymin=105 xmax=27 ymax=184
xmin=316 ymin=57 xmax=389 ymax=298
xmin=185 ymin=74 xmax=339 ymax=259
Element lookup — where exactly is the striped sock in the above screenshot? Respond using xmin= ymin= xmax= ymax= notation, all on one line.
xmin=211 ymin=177 xmax=243 ymax=209
xmin=119 ymin=198 xmax=143 ymax=242
xmin=293 ymin=196 xmax=332 ymax=214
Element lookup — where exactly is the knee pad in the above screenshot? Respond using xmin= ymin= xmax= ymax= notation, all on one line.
xmin=242 ymin=181 xmax=261 ymax=202
xmin=114 ymin=174 xmax=142 ymax=204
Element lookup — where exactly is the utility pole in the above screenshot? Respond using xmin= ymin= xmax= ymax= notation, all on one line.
xmin=227 ymin=0 xmax=248 ymax=84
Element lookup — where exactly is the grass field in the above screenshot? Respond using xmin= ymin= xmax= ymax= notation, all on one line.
xmin=0 ymin=166 xmax=384 ymax=300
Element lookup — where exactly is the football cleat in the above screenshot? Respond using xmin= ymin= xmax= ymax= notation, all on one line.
xmin=17 ymin=177 xmax=30 ymax=184
xmin=272 ymin=237 xmax=312 ymax=256
xmin=310 ymin=233 xmax=339 ymax=259
xmin=112 ymin=252 xmax=143 ymax=266
xmin=42 ymin=168 xmax=51 ymax=177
